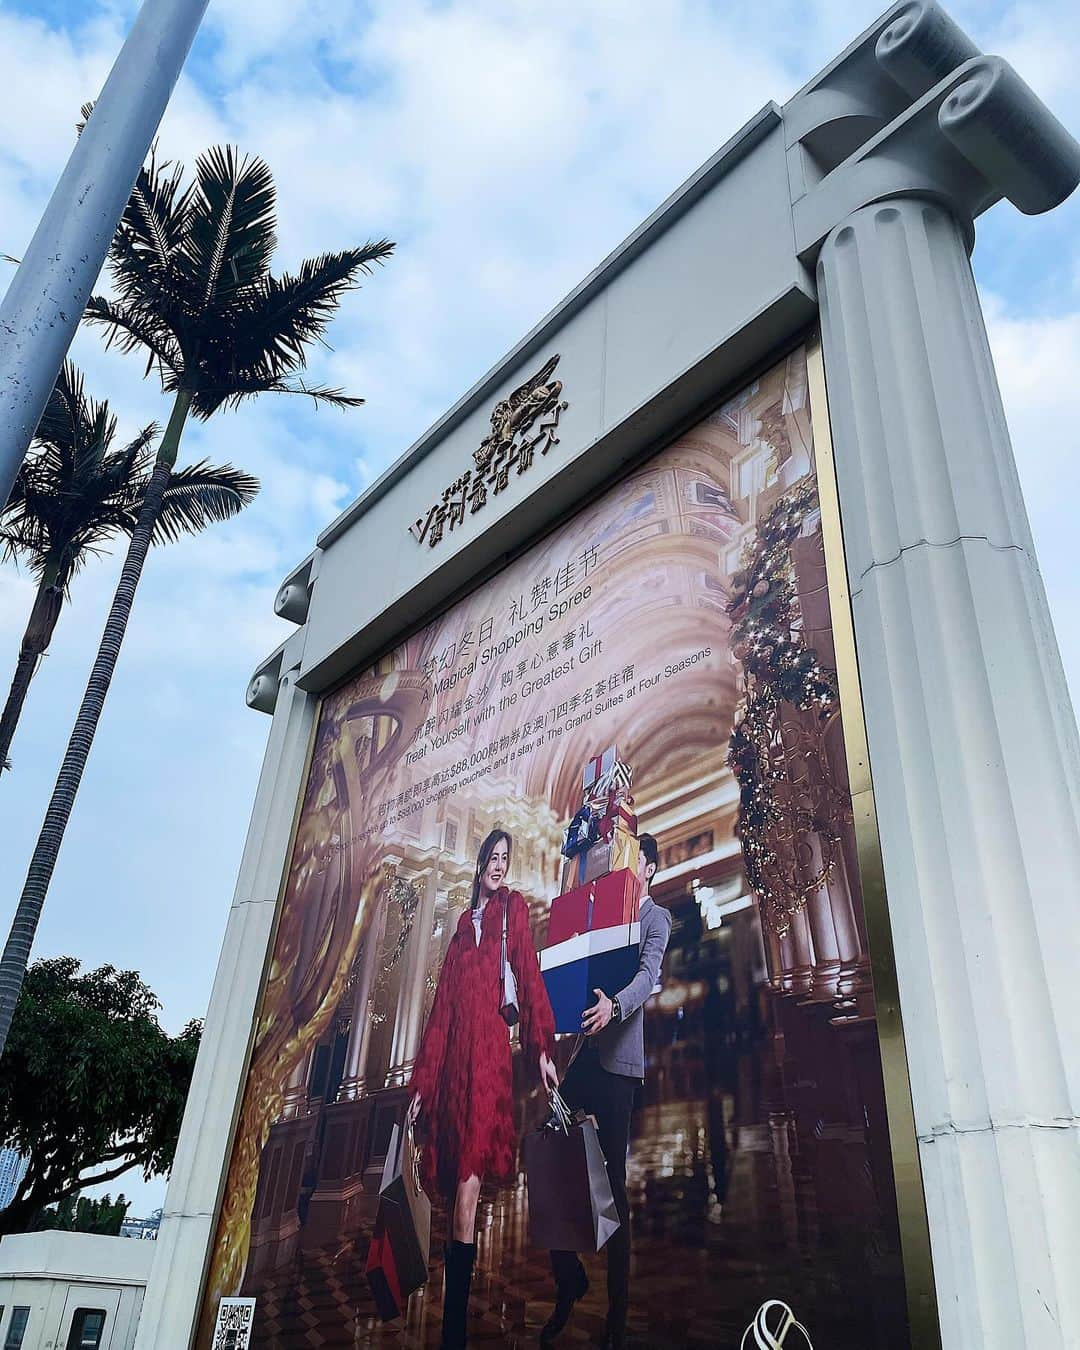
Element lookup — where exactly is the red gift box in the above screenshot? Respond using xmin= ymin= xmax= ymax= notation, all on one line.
xmin=548 ymin=869 xmax=639 ymax=946
xmin=548 ymin=885 xmax=591 ymax=946
xmin=593 ymin=868 xmax=639 ymax=926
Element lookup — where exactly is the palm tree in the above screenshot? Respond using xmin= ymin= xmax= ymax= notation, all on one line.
xmin=0 ymin=363 xmax=254 ymax=775
xmin=0 ymin=144 xmax=390 ymax=1054
xmin=0 ymin=364 xmax=153 ymax=773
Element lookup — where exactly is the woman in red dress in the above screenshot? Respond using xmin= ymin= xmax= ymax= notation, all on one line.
xmin=408 ymin=828 xmax=558 ymax=1348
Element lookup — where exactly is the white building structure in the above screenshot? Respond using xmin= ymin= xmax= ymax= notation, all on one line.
xmin=129 ymin=3 xmax=1080 ymax=1348
xmin=0 ymin=1232 xmax=153 ymax=1350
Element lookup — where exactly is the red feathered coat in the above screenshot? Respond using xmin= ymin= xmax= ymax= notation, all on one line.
xmin=410 ymin=888 xmax=555 ymax=1197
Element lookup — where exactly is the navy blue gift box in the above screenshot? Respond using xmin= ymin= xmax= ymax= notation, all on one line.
xmin=540 ymin=923 xmax=641 ymax=1034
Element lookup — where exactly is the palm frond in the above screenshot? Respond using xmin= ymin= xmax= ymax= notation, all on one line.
xmin=154 ymin=461 xmax=259 ymax=541
xmin=33 ymin=362 xmax=91 ymax=454
xmin=80 ymin=101 xmax=187 ymax=281
xmin=88 ymin=140 xmax=390 ymax=422
xmin=83 ymin=297 xmax=183 ymax=381
xmin=192 ymin=375 xmax=364 ymax=419
xmin=0 ymin=516 xmax=41 ymax=567
xmin=179 ymin=147 xmax=276 ymax=311
xmin=2 ymin=373 xmax=160 ymax=583
xmin=232 ymin=243 xmax=393 ymax=371
xmin=187 ymin=243 xmax=392 ymax=416
xmin=113 ymin=423 xmax=159 ymax=473
xmin=125 ymin=149 xmax=192 ymax=273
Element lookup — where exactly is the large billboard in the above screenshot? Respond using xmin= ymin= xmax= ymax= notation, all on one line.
xmin=198 ymin=344 xmax=921 ymax=1348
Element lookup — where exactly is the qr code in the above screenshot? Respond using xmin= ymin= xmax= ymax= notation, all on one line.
xmin=211 ymin=1298 xmax=256 ymax=1350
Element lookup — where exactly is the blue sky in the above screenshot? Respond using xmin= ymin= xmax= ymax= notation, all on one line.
xmin=1 ymin=0 xmax=1078 ymax=1213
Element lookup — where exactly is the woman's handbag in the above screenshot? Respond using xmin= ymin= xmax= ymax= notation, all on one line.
xmin=524 ymin=1089 xmax=620 ymax=1251
xmin=500 ymin=902 xmax=519 ymax=1026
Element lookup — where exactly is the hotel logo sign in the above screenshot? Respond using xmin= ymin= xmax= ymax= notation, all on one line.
xmin=409 ymin=354 xmax=568 ymax=548
xmin=741 ymin=1300 xmax=814 ymax=1350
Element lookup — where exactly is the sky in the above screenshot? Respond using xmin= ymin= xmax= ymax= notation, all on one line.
xmin=1 ymin=0 xmax=1079 ymax=1215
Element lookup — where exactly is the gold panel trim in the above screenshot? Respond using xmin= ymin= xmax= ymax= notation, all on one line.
xmin=806 ymin=335 xmax=942 ymax=1349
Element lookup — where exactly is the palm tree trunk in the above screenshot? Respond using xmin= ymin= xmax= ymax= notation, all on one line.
xmin=0 ymin=572 xmax=64 ymax=775
xmin=0 ymin=390 xmax=192 ymax=1056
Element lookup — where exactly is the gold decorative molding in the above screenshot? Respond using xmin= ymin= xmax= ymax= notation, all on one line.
xmin=409 ymin=354 xmax=568 ymax=548
xmin=807 ymin=334 xmax=942 ymax=1349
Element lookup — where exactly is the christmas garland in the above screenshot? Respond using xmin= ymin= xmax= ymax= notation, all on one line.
xmin=726 ymin=478 xmax=842 ymax=937
xmin=367 ymin=868 xmax=422 ymax=1025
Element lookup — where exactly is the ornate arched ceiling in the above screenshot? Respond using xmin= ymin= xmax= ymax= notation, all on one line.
xmin=320 ymin=347 xmax=811 ymax=849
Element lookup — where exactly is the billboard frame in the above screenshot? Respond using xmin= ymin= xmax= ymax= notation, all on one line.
xmin=190 ymin=331 xmax=943 ymax=1349
xmin=808 ymin=335 xmax=942 ymax=1348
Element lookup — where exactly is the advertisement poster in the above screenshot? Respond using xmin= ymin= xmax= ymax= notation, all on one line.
xmin=198 ymin=345 xmax=914 ymax=1348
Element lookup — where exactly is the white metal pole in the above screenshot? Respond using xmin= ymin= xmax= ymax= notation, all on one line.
xmin=0 ymin=0 xmax=209 ymax=510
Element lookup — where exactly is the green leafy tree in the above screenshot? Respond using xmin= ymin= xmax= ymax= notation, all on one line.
xmin=0 ymin=362 xmax=256 ymax=775
xmin=0 ymin=958 xmax=200 ymax=1235
xmin=36 ymin=1192 xmax=130 ymax=1236
xmin=0 ymin=144 xmax=391 ymax=1055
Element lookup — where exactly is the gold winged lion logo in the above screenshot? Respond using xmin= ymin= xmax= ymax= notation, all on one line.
xmin=473 ymin=354 xmax=564 ymax=476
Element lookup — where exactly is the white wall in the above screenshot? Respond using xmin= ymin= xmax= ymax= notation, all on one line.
xmin=300 ymin=109 xmax=816 ymax=690
xmin=0 ymin=1233 xmax=152 ymax=1350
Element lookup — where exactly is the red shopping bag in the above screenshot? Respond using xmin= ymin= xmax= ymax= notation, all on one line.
xmin=364 ymin=1121 xmax=431 ymax=1321
xmin=364 ymin=1215 xmax=404 ymax=1321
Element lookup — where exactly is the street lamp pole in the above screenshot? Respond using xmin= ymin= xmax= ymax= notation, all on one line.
xmin=0 ymin=0 xmax=209 ymax=511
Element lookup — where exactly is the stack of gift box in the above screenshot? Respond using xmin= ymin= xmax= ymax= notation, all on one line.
xmin=541 ymin=745 xmax=642 ymax=1033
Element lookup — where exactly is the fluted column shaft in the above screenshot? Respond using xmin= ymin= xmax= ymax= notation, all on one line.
xmin=397 ymin=868 xmax=441 ymax=1066
xmin=818 ymin=197 xmax=1080 ymax=1349
xmin=135 ymin=674 xmax=317 ymax=1350
xmin=340 ymin=929 xmax=382 ymax=1092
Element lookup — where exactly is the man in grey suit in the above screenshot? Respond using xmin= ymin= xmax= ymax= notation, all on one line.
xmin=541 ymin=833 xmax=672 ymax=1350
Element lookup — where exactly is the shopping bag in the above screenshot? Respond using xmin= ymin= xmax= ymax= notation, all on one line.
xmin=364 ymin=1215 xmax=404 ymax=1321
xmin=365 ymin=1121 xmax=431 ymax=1319
xmin=524 ymin=1097 xmax=620 ymax=1252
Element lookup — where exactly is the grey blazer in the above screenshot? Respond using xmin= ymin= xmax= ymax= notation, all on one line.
xmin=591 ymin=896 xmax=672 ymax=1079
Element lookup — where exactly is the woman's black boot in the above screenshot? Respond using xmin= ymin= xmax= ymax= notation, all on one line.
xmin=440 ymin=1239 xmax=476 ymax=1349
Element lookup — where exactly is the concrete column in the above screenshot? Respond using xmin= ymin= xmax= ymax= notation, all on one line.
xmin=281 ymin=1046 xmax=314 ymax=1118
xmin=777 ymin=905 xmax=814 ymax=997
xmin=337 ymin=885 xmax=395 ymax=1099
xmin=337 ymin=927 xmax=382 ymax=1098
xmin=798 ymin=832 xmax=843 ymax=1000
xmin=135 ymin=671 xmax=317 ymax=1350
xmin=818 ymin=196 xmax=1080 ymax=1349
